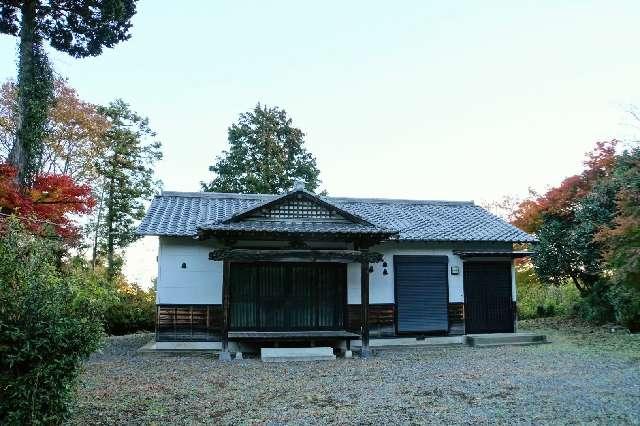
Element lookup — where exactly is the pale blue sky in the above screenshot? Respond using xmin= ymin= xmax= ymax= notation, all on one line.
xmin=1 ymin=1 xmax=638 ymax=285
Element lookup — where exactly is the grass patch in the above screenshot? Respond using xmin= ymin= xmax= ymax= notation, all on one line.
xmin=520 ymin=317 xmax=640 ymax=360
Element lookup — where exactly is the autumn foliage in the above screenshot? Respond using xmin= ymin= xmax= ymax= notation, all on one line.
xmin=512 ymin=140 xmax=618 ymax=233
xmin=0 ymin=163 xmax=94 ymax=241
xmin=1 ymin=79 xmax=110 ymax=185
xmin=511 ymin=139 xmax=640 ymax=329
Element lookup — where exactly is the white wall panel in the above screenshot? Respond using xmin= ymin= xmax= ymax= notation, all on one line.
xmin=157 ymin=237 xmax=222 ymax=304
xmin=347 ymin=263 xmax=361 ymax=304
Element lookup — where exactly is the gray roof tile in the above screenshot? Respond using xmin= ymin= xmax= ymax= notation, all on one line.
xmin=200 ymin=221 xmax=395 ymax=235
xmin=137 ymin=191 xmax=537 ymax=243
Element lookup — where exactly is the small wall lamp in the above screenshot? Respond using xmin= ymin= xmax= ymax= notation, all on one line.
xmin=451 ymin=266 xmax=460 ymax=275
xmin=181 ymin=262 xmax=187 ymax=269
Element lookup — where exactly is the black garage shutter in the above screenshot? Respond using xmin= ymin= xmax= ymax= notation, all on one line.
xmin=394 ymin=255 xmax=449 ymax=333
xmin=464 ymin=262 xmax=514 ymax=334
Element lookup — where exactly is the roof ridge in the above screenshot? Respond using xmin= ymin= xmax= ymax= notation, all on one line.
xmin=161 ymin=191 xmax=273 ymax=200
xmin=159 ymin=190 xmax=475 ymax=205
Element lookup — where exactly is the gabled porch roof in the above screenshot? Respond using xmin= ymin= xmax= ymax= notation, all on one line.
xmin=197 ymin=185 xmax=398 ymax=241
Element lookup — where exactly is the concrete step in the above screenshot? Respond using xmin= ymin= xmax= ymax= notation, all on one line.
xmin=470 ymin=341 xmax=549 ymax=348
xmin=352 ymin=336 xmax=465 ymax=350
xmin=466 ymin=333 xmax=547 ymax=347
xmin=261 ymin=347 xmax=336 ymax=362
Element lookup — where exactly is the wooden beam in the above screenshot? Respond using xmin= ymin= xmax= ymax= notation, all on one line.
xmin=209 ymin=248 xmax=384 ymax=263
xmin=198 ymin=229 xmax=397 ymax=243
xmin=453 ymin=250 xmax=534 ymax=259
xmin=360 ymin=260 xmax=370 ymax=358
xmin=220 ymin=260 xmax=232 ymax=361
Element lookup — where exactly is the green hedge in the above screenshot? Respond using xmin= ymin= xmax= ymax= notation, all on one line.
xmin=0 ymin=219 xmax=104 ymax=424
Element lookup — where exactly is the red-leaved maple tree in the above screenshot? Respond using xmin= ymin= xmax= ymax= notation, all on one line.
xmin=0 ymin=163 xmax=94 ymax=241
xmin=512 ymin=140 xmax=618 ymax=233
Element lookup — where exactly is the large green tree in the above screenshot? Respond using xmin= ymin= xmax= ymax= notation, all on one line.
xmin=91 ymin=100 xmax=161 ymax=279
xmin=594 ymin=146 xmax=640 ymax=327
xmin=202 ymin=104 xmax=322 ymax=194
xmin=0 ymin=0 xmax=137 ymax=188
xmin=513 ymin=141 xmax=640 ymax=327
xmin=533 ymin=177 xmax=618 ymax=295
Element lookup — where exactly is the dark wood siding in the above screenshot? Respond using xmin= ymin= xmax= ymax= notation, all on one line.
xmin=463 ymin=262 xmax=514 ymax=333
xmin=394 ymin=255 xmax=449 ymax=334
xmin=345 ymin=304 xmax=395 ymax=337
xmin=229 ymin=262 xmax=346 ymax=331
xmin=156 ymin=305 xmax=222 ymax=341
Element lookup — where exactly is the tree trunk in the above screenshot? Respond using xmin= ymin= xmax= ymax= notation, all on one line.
xmin=8 ymin=0 xmax=37 ymax=188
xmin=104 ymin=151 xmax=118 ymax=282
xmin=91 ymin=180 xmax=106 ymax=269
xmin=570 ymin=275 xmax=588 ymax=297
xmin=105 ymin=175 xmax=116 ymax=282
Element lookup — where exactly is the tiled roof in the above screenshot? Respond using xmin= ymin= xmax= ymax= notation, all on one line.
xmin=199 ymin=221 xmax=395 ymax=235
xmin=137 ymin=191 xmax=537 ymax=243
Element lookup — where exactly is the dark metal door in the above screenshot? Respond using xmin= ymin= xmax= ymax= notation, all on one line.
xmin=229 ymin=262 xmax=346 ymax=331
xmin=394 ymin=255 xmax=449 ymax=333
xmin=463 ymin=262 xmax=514 ymax=333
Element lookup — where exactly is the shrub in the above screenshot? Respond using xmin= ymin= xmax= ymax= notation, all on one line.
xmin=0 ymin=218 xmax=104 ymax=424
xmin=103 ymin=281 xmax=156 ymax=335
xmin=66 ymin=257 xmax=155 ymax=336
xmin=572 ymin=281 xmax=615 ymax=324
xmin=604 ymin=283 xmax=640 ymax=331
xmin=516 ymin=264 xmax=580 ymax=319
xmin=569 ymin=280 xmax=640 ymax=330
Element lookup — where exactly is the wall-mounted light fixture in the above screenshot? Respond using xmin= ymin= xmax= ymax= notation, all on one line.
xmin=181 ymin=262 xmax=187 ymax=269
xmin=450 ymin=265 xmax=460 ymax=275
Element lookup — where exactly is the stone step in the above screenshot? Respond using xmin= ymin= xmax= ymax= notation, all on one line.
xmin=261 ymin=347 xmax=336 ymax=362
xmin=466 ymin=333 xmax=547 ymax=347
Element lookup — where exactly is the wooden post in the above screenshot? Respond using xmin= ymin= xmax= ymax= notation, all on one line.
xmin=220 ymin=260 xmax=232 ymax=361
xmin=360 ymin=260 xmax=370 ymax=358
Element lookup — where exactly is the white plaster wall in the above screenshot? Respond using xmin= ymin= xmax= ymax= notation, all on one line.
xmin=157 ymin=237 xmax=222 ymax=304
xmin=157 ymin=238 xmax=514 ymax=306
xmin=347 ymin=242 xmax=465 ymax=304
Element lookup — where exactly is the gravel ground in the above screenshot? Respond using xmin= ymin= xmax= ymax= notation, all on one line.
xmin=69 ymin=320 xmax=640 ymax=425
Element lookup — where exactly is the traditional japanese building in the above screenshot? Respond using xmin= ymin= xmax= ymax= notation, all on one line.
xmin=137 ymin=181 xmax=536 ymax=359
